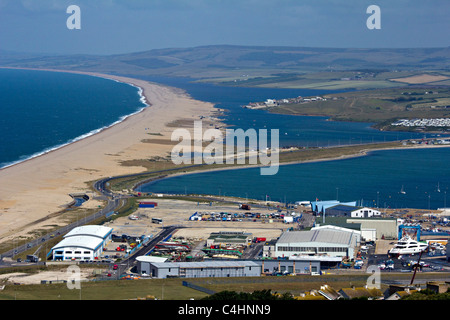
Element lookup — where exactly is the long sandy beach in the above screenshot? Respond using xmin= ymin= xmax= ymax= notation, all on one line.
xmin=0 ymin=69 xmax=218 ymax=245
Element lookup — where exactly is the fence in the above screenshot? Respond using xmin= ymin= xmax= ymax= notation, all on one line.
xmin=182 ymin=281 xmax=216 ymax=295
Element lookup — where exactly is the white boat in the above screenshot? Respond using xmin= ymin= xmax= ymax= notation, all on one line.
xmin=400 ymin=185 xmax=406 ymax=194
xmin=388 ymin=236 xmax=428 ymax=256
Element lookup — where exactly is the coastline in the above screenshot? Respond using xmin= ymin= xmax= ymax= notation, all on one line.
xmin=136 ymin=142 xmax=450 ymax=192
xmin=0 ymin=68 xmax=218 ymax=244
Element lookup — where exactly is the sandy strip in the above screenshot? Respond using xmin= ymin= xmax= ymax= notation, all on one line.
xmin=0 ymin=69 xmax=218 ymax=244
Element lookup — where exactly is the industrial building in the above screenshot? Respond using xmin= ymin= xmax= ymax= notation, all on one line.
xmin=275 ymin=227 xmax=359 ymax=259
xmin=136 ymin=256 xmax=168 ymax=276
xmin=64 ymin=225 xmax=112 ymax=246
xmin=324 ymin=204 xmax=359 ymax=217
xmin=206 ymin=231 xmax=252 ymax=247
xmin=51 ymin=225 xmax=113 ymax=261
xmin=146 ymin=260 xmax=261 ymax=279
xmin=351 ymin=207 xmax=382 ymax=218
xmin=311 ymin=200 xmax=358 ymax=214
xmin=347 ymin=218 xmax=398 ymax=240
xmin=137 ymin=258 xmax=330 ymax=278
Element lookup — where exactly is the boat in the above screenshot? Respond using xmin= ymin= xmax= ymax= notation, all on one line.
xmin=388 ymin=236 xmax=428 ymax=257
xmin=400 ymin=185 xmax=406 ymax=194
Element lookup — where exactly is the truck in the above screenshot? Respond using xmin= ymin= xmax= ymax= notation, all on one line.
xmin=254 ymin=237 xmax=266 ymax=243
xmin=239 ymin=204 xmax=251 ymax=210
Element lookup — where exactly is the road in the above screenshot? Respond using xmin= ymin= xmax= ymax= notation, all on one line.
xmin=0 ymin=163 xmax=204 ymax=261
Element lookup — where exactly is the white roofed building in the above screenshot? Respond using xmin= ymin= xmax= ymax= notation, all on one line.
xmin=275 ymin=228 xmax=359 ymax=259
xmin=51 ymin=236 xmax=104 ymax=261
xmin=51 ymin=225 xmax=112 ymax=261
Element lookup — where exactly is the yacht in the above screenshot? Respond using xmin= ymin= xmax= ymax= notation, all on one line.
xmin=400 ymin=185 xmax=406 ymax=194
xmin=388 ymin=236 xmax=428 ymax=256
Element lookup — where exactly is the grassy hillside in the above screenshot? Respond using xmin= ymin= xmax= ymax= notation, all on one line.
xmin=1 ymin=46 xmax=449 ymax=91
xmin=267 ymin=86 xmax=450 ymax=130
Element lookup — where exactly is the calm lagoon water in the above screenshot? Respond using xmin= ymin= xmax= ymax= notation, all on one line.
xmin=138 ymin=147 xmax=450 ymax=210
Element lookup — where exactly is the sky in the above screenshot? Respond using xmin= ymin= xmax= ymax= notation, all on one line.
xmin=0 ymin=0 xmax=449 ymax=55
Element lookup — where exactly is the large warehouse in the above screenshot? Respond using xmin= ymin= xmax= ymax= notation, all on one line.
xmin=275 ymin=227 xmax=359 ymax=259
xmin=51 ymin=225 xmax=112 ymax=261
xmin=147 ymin=260 xmax=261 ymax=279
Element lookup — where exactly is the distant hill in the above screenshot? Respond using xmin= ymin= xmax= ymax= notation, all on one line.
xmin=1 ymin=45 xmax=449 ymax=83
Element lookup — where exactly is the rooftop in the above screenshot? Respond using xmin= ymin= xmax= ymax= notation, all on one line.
xmin=277 ymin=229 xmax=356 ymax=246
xmin=149 ymin=261 xmax=260 ymax=269
xmin=64 ymin=225 xmax=112 ymax=239
xmin=52 ymin=235 xmax=104 ymax=251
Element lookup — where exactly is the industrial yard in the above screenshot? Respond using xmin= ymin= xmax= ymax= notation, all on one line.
xmin=105 ymin=197 xmax=290 ymax=244
xmin=1 ymin=194 xmax=450 ymax=301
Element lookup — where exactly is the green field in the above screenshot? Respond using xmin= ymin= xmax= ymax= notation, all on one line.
xmin=267 ymin=86 xmax=450 ymax=130
xmin=1 ymin=272 xmax=448 ymax=300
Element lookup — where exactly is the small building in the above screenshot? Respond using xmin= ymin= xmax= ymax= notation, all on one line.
xmin=206 ymin=231 xmax=252 ymax=247
xmin=260 ymin=257 xmax=323 ymax=275
xmin=351 ymin=207 xmax=382 ymax=218
xmin=427 ymin=281 xmax=450 ymax=294
xmin=338 ymin=286 xmax=383 ymax=300
xmin=139 ymin=201 xmax=158 ymax=208
xmin=136 ymin=256 xmax=168 ymax=276
xmin=262 ymin=239 xmax=277 ymax=258
xmin=147 ymin=261 xmax=261 ymax=279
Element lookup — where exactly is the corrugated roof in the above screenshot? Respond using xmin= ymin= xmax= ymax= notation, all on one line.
xmin=149 ymin=261 xmax=260 ymax=269
xmin=52 ymin=235 xmax=103 ymax=251
xmin=65 ymin=225 xmax=112 ymax=239
xmin=277 ymin=229 xmax=354 ymax=246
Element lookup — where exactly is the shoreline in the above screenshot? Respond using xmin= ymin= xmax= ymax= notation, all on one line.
xmin=0 ymin=67 xmax=219 ymax=245
xmin=0 ymin=67 xmax=152 ymax=170
xmin=135 ymin=141 xmax=450 ymax=192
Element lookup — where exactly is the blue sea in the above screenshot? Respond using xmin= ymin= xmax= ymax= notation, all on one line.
xmin=0 ymin=69 xmax=147 ymax=168
xmin=1 ymin=69 xmax=449 ymax=209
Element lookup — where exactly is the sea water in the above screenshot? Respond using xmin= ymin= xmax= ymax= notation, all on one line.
xmin=0 ymin=69 xmax=147 ymax=168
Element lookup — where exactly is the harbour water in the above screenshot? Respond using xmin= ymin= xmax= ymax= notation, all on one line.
xmin=138 ymin=147 xmax=450 ymax=210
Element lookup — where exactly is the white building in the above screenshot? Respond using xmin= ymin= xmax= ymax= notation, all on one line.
xmin=275 ymin=228 xmax=359 ymax=259
xmin=51 ymin=225 xmax=112 ymax=261
xmin=351 ymin=207 xmax=381 ymax=218
xmin=64 ymin=225 xmax=112 ymax=247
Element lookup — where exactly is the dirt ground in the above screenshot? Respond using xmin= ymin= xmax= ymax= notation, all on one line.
xmin=104 ymin=198 xmax=289 ymax=242
xmin=0 ymin=267 xmax=102 ymax=285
